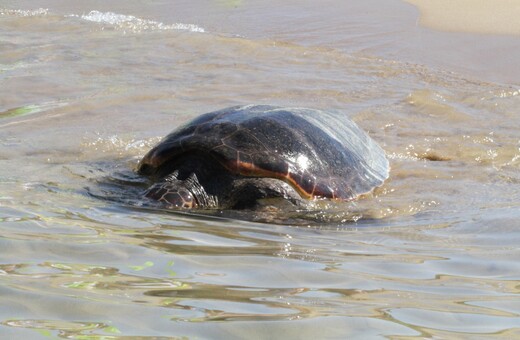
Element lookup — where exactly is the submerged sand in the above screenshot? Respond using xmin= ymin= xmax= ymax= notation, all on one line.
xmin=406 ymin=0 xmax=520 ymax=35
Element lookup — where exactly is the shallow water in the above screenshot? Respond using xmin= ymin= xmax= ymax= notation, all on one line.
xmin=1 ymin=1 xmax=520 ymax=338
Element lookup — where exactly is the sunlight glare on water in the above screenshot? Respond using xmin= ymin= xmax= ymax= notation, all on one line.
xmin=1 ymin=1 xmax=519 ymax=338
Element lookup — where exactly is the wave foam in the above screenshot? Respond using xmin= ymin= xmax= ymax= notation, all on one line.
xmin=0 ymin=8 xmax=48 ymax=17
xmin=75 ymin=10 xmax=204 ymax=33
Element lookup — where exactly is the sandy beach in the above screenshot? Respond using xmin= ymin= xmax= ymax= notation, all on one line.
xmin=406 ymin=0 xmax=520 ymax=35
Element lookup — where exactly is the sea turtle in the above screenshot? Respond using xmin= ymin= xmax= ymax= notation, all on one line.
xmin=138 ymin=105 xmax=389 ymax=210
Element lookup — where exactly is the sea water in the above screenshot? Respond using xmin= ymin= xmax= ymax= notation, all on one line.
xmin=1 ymin=1 xmax=519 ymax=338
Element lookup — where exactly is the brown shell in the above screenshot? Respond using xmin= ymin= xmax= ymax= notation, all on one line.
xmin=138 ymin=105 xmax=389 ymax=200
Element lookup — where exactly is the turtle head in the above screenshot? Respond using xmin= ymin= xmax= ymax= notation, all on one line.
xmin=143 ymin=171 xmax=218 ymax=209
xmin=143 ymin=171 xmax=304 ymax=211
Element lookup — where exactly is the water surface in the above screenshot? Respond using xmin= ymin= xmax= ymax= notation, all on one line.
xmin=1 ymin=1 xmax=519 ymax=338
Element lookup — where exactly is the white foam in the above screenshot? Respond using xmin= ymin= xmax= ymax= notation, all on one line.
xmin=75 ymin=10 xmax=204 ymax=33
xmin=0 ymin=8 xmax=48 ymax=17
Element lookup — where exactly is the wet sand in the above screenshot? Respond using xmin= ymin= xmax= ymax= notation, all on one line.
xmin=406 ymin=0 xmax=520 ymax=35
xmin=402 ymin=0 xmax=520 ymax=85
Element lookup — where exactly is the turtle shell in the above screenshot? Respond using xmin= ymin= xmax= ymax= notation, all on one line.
xmin=138 ymin=105 xmax=389 ymax=200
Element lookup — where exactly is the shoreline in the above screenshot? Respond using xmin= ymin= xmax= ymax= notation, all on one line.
xmin=405 ymin=0 xmax=520 ymax=35
xmin=399 ymin=0 xmax=520 ymax=85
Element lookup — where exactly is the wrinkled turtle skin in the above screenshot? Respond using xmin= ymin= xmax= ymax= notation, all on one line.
xmin=138 ymin=105 xmax=389 ymax=210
